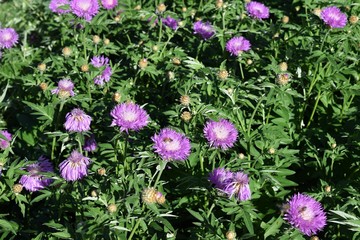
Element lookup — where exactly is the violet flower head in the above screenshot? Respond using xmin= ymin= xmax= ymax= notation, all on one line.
xmin=209 ymin=168 xmax=233 ymax=190
xmin=152 ymin=128 xmax=191 ymax=161
xmin=320 ymin=6 xmax=347 ymax=28
xmin=70 ymin=0 xmax=99 ymax=22
xmin=0 ymin=28 xmax=19 ymax=49
xmin=246 ymin=1 xmax=270 ymax=20
xmin=91 ymin=55 xmax=109 ymax=68
xmin=51 ymin=79 xmax=75 ymax=99
xmin=162 ymin=16 xmax=179 ymax=30
xmin=110 ymin=102 xmax=149 ymax=132
xmin=49 ymin=0 xmax=71 ymax=14
xmin=284 ymin=193 xmax=327 ymax=236
xmin=94 ymin=66 xmax=112 ymax=86
xmin=59 ymin=150 xmax=90 ymax=181
xmin=193 ymin=21 xmax=215 ymax=40
xmin=0 ymin=130 xmax=12 ymax=150
xmin=19 ymin=156 xmax=54 ymax=192
xmin=101 ymin=0 xmax=118 ymax=10
xmin=226 ymin=36 xmax=251 ymax=56
xmin=64 ymin=108 xmax=92 ymax=132
xmin=84 ymin=135 xmax=97 ymax=152
xmin=204 ymin=119 xmax=238 ymax=150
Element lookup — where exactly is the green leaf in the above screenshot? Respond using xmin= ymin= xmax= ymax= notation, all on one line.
xmin=264 ymin=216 xmax=283 ymax=239
xmin=0 ymin=219 xmax=18 ymax=234
xmin=51 ymin=231 xmax=71 ymax=239
xmin=187 ymin=209 xmax=204 ymax=222
xmin=243 ymin=211 xmax=254 ymax=235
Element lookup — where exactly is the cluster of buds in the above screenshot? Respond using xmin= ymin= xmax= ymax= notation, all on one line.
xmin=142 ymin=187 xmax=166 ymax=204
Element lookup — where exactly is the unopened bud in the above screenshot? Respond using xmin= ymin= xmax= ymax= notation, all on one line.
xmin=325 ymin=186 xmax=331 ymax=193
xmin=37 ymin=63 xmax=46 ymax=72
xmin=349 ymin=16 xmax=359 ymax=25
xmin=310 ymin=236 xmax=319 ymax=240
xmin=93 ymin=35 xmax=101 ymax=44
xmin=218 ymin=69 xmax=229 ymax=80
xmin=181 ymin=111 xmax=192 ymax=122
xmin=180 ymin=95 xmax=190 ymax=106
xmin=331 ymin=143 xmax=337 ymax=149
xmin=138 ymin=58 xmax=148 ymax=69
xmin=107 ymin=203 xmax=117 ymax=213
xmin=227 ymin=88 xmax=233 ymax=95
xmin=295 ymin=6 xmax=300 ymax=12
xmin=268 ymin=148 xmax=276 ymax=154
xmin=238 ymin=153 xmax=245 ymax=160
xmin=167 ymin=71 xmax=175 ymax=80
xmin=62 ymin=47 xmax=72 ymax=57
xmin=104 ymin=38 xmax=110 ymax=45
xmin=152 ymin=45 xmax=159 ymax=52
xmin=114 ymin=15 xmax=121 ymax=22
xmin=157 ymin=3 xmax=166 ymax=13
xmin=182 ymin=7 xmax=187 ymax=12
xmin=282 ymin=16 xmax=289 ymax=24
xmin=313 ymin=8 xmax=322 ymax=17
xmin=172 ymin=57 xmax=181 ymax=65
xmin=276 ymin=73 xmax=290 ymax=85
xmin=97 ymin=168 xmax=106 ymax=176
xmin=39 ymin=82 xmax=48 ymax=91
xmin=142 ymin=188 xmax=157 ymax=204
xmin=226 ymin=231 xmax=236 ymax=240
xmin=90 ymin=190 xmax=98 ymax=197
xmin=134 ymin=5 xmax=141 ymax=10
xmin=246 ymin=59 xmax=253 ymax=65
xmin=13 ymin=184 xmax=23 ymax=194
xmin=155 ymin=191 xmax=165 ymax=204
xmin=81 ymin=64 xmax=89 ymax=72
xmin=279 ymin=62 xmax=288 ymax=72
xmin=216 ymin=0 xmax=224 ymax=9
xmin=113 ymin=92 xmax=121 ymax=103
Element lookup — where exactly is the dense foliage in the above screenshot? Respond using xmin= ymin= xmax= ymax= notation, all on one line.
xmin=0 ymin=0 xmax=359 ymax=239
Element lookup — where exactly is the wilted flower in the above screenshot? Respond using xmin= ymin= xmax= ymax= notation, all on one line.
xmin=91 ymin=55 xmax=109 ymax=67
xmin=284 ymin=193 xmax=327 ymax=236
xmin=64 ymin=108 xmax=92 ymax=132
xmin=226 ymin=36 xmax=251 ymax=56
xmin=51 ymin=79 xmax=75 ymax=99
xmin=49 ymin=0 xmax=71 ymax=14
xmin=246 ymin=1 xmax=270 ymax=20
xmin=101 ymin=0 xmax=118 ymax=10
xmin=0 ymin=130 xmax=12 ymax=150
xmin=19 ymin=156 xmax=54 ymax=192
xmin=84 ymin=135 xmax=97 ymax=152
xmin=59 ymin=150 xmax=90 ymax=181
xmin=110 ymin=102 xmax=149 ymax=132
xmin=152 ymin=128 xmax=191 ymax=161
xmin=193 ymin=20 xmax=215 ymax=40
xmin=162 ymin=16 xmax=179 ymax=30
xmin=70 ymin=0 xmax=99 ymax=22
xmin=320 ymin=6 xmax=347 ymax=28
xmin=204 ymin=119 xmax=238 ymax=150
xmin=0 ymin=28 xmax=19 ymax=49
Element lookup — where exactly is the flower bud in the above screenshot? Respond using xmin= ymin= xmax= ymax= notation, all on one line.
xmin=93 ymin=35 xmax=101 ymax=44
xmin=331 ymin=143 xmax=337 ymax=149
xmin=152 ymin=45 xmax=159 ymax=52
xmin=313 ymin=8 xmax=322 ymax=17
xmin=227 ymin=88 xmax=233 ymax=95
xmin=62 ymin=47 xmax=72 ymax=57
xmin=172 ymin=57 xmax=181 ymax=65
xmin=268 ymin=148 xmax=276 ymax=154
xmin=157 ymin=3 xmax=166 ymax=13
xmin=39 ymin=82 xmax=48 ymax=91
xmin=13 ymin=184 xmax=23 ymax=194
xmin=114 ymin=15 xmax=121 ymax=22
xmin=218 ymin=69 xmax=229 ymax=80
xmin=113 ymin=92 xmax=121 ymax=103
xmin=97 ymin=168 xmax=106 ymax=176
xmin=226 ymin=231 xmax=236 ymax=240
xmin=138 ymin=58 xmax=148 ymax=69
xmin=155 ymin=191 xmax=166 ymax=204
xmin=216 ymin=0 xmax=224 ymax=9
xmin=90 ymin=190 xmax=98 ymax=197
xmin=310 ymin=236 xmax=319 ymax=240
xmin=181 ymin=111 xmax=192 ymax=122
xmin=238 ymin=153 xmax=245 ymax=160
xmin=182 ymin=7 xmax=187 ymax=12
xmin=167 ymin=71 xmax=175 ymax=80
xmin=349 ymin=16 xmax=359 ymax=25
xmin=180 ymin=95 xmax=190 ymax=106
xmin=282 ymin=16 xmax=289 ymax=24
xmin=37 ymin=63 xmax=46 ymax=72
xmin=295 ymin=6 xmax=300 ymax=12
xmin=81 ymin=64 xmax=89 ymax=72
xmin=246 ymin=59 xmax=253 ymax=65
xmin=276 ymin=73 xmax=290 ymax=85
xmin=279 ymin=62 xmax=288 ymax=72
xmin=104 ymin=38 xmax=110 ymax=45
xmin=134 ymin=5 xmax=141 ymax=10
xmin=325 ymin=185 xmax=331 ymax=193
xmin=107 ymin=203 xmax=117 ymax=213
xmin=142 ymin=188 xmax=157 ymax=204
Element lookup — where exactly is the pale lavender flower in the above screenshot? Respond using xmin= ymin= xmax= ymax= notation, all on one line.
xmin=320 ymin=6 xmax=347 ymax=28
xmin=70 ymin=0 xmax=99 ymax=22
xmin=162 ymin=16 xmax=178 ymax=30
xmin=101 ymin=0 xmax=118 ymax=10
xmin=94 ymin=66 xmax=112 ymax=86
xmin=0 ymin=130 xmax=12 ymax=150
xmin=64 ymin=108 xmax=92 ymax=132
xmin=110 ymin=102 xmax=149 ymax=132
xmin=0 ymin=28 xmax=19 ymax=49
xmin=59 ymin=150 xmax=90 ymax=181
xmin=49 ymin=0 xmax=71 ymax=14
xmin=84 ymin=135 xmax=97 ymax=152
xmin=19 ymin=156 xmax=54 ymax=192
xmin=152 ymin=128 xmax=191 ymax=161
xmin=284 ymin=193 xmax=327 ymax=236
xmin=193 ymin=21 xmax=215 ymax=40
xmin=204 ymin=119 xmax=238 ymax=150
xmin=91 ymin=55 xmax=109 ymax=68
xmin=209 ymin=168 xmax=233 ymax=190
xmin=51 ymin=79 xmax=75 ymax=98
xmin=226 ymin=36 xmax=251 ymax=56
xmin=246 ymin=1 xmax=270 ymax=20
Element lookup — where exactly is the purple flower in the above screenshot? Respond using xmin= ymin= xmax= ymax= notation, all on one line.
xmin=204 ymin=119 xmax=238 ymax=150
xmin=162 ymin=16 xmax=178 ymax=30
xmin=94 ymin=66 xmax=112 ymax=86
xmin=209 ymin=168 xmax=251 ymax=201
xmin=284 ymin=193 xmax=327 ymax=236
xmin=193 ymin=21 xmax=215 ymax=40
xmin=101 ymin=0 xmax=118 ymax=10
xmin=0 ymin=28 xmax=19 ymax=49
xmin=84 ymin=135 xmax=97 ymax=152
xmin=59 ymin=150 xmax=90 ymax=181
xmin=226 ymin=36 xmax=251 ymax=56
xmin=320 ymin=6 xmax=347 ymax=28
xmin=246 ymin=1 xmax=270 ymax=20
xmin=110 ymin=102 xmax=149 ymax=132
xmin=70 ymin=0 xmax=99 ymax=22
xmin=49 ymin=0 xmax=71 ymax=14
xmin=0 ymin=130 xmax=12 ymax=150
xmin=152 ymin=128 xmax=191 ymax=161
xmin=64 ymin=108 xmax=92 ymax=132
xmin=51 ymin=79 xmax=75 ymax=99
xmin=19 ymin=156 xmax=54 ymax=192
xmin=91 ymin=55 xmax=109 ymax=68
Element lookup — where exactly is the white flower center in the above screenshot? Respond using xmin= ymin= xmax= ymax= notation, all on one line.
xmin=2 ymin=32 xmax=11 ymax=41
xmin=163 ymin=138 xmax=180 ymax=151
xmin=299 ymin=206 xmax=314 ymax=221
xmin=123 ymin=111 xmax=137 ymax=122
xmin=213 ymin=126 xmax=229 ymax=140
xmin=78 ymin=0 xmax=91 ymax=11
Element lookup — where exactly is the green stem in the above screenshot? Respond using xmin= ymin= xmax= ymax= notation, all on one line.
xmin=51 ymin=101 xmax=65 ymax=161
xmin=158 ymin=18 xmax=163 ymax=44
xmin=238 ymin=58 xmax=244 ymax=79
xmin=153 ymin=161 xmax=167 ymax=188
xmin=160 ymin=32 xmax=174 ymax=57
xmin=196 ymin=40 xmax=203 ymax=60
xmin=123 ymin=134 xmax=129 ymax=171
xmin=128 ymin=216 xmax=142 ymax=240
xmin=306 ymin=90 xmax=322 ymax=128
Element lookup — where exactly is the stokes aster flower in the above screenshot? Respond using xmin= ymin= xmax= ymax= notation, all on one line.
xmin=193 ymin=20 xmax=215 ymax=40
xmin=284 ymin=193 xmax=327 ymax=236
xmin=246 ymin=1 xmax=270 ymax=20
xmin=152 ymin=128 xmax=191 ymax=161
xmin=94 ymin=66 xmax=112 ymax=86
xmin=49 ymin=0 xmax=71 ymax=14
xmin=19 ymin=156 xmax=54 ymax=192
xmin=64 ymin=108 xmax=92 ymax=132
xmin=320 ymin=6 xmax=347 ymax=28
xmin=209 ymin=168 xmax=251 ymax=201
xmin=51 ymin=79 xmax=75 ymax=98
xmin=101 ymin=0 xmax=118 ymax=10
xmin=110 ymin=102 xmax=149 ymax=132
xmin=59 ymin=150 xmax=90 ymax=181
xmin=84 ymin=134 xmax=97 ymax=152
xmin=0 ymin=28 xmax=19 ymax=49
xmin=204 ymin=119 xmax=238 ymax=150
xmin=70 ymin=0 xmax=99 ymax=22
xmin=162 ymin=16 xmax=179 ymax=30
xmin=91 ymin=55 xmax=109 ymax=67
xmin=0 ymin=130 xmax=12 ymax=150
xmin=226 ymin=36 xmax=251 ymax=56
